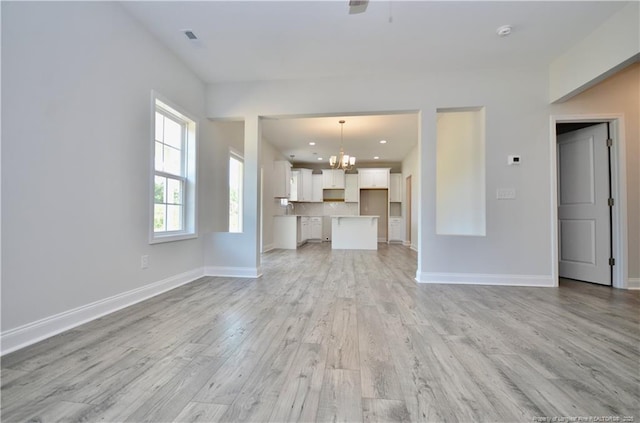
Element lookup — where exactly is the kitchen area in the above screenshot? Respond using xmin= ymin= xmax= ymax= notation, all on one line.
xmin=272 ymin=163 xmax=405 ymax=250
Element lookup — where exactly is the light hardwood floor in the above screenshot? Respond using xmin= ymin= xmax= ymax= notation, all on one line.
xmin=2 ymin=243 xmax=639 ymax=422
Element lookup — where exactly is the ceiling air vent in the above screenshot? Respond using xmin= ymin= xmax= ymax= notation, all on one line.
xmin=183 ymin=30 xmax=198 ymax=40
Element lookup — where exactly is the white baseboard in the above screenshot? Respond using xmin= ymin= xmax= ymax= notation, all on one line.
xmin=403 ymin=241 xmax=411 ymax=247
xmin=1 ymin=268 xmax=205 ymax=356
xmin=205 ymin=266 xmax=262 ymax=278
xmin=410 ymin=243 xmax=418 ymax=252
xmin=628 ymin=278 xmax=640 ymax=290
xmin=416 ymin=272 xmax=555 ymax=287
xmin=262 ymin=243 xmax=275 ymax=253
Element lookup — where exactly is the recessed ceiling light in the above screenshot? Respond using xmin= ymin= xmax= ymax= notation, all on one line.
xmin=374 ymin=156 xmax=380 ymax=160
xmin=317 ymin=157 xmax=323 ymax=161
xmin=309 ymin=142 xmax=316 ymax=146
xmin=379 ymin=140 xmax=387 ymax=144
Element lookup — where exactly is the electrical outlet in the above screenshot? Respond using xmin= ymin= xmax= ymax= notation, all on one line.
xmin=141 ymin=255 xmax=149 ymax=269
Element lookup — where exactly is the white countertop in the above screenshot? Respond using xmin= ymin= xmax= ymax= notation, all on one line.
xmin=274 ymin=215 xmax=323 ymax=217
xmin=331 ymin=215 xmax=379 ymax=218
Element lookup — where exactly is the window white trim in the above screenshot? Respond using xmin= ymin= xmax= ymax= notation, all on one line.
xmin=149 ymin=91 xmax=198 ymax=244
xmin=229 ymin=147 xmax=244 ymax=233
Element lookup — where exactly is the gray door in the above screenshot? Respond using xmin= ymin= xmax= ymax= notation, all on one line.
xmin=557 ymin=123 xmax=611 ymax=285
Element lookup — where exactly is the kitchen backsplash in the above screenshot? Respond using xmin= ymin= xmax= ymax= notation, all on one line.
xmin=293 ymin=202 xmax=358 ymax=216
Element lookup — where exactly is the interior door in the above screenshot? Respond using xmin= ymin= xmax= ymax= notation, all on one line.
xmin=557 ymin=123 xmax=611 ymax=285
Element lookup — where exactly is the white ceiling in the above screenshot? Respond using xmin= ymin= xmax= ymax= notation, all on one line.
xmin=121 ymin=0 xmax=628 ymax=164
xmin=261 ymin=113 xmax=419 ymax=164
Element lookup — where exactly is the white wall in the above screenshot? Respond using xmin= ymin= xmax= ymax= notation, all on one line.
xmin=206 ymin=67 xmax=555 ymax=285
xmin=1 ymin=2 xmax=207 ymax=341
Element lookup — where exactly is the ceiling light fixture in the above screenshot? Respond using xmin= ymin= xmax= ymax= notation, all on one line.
xmin=379 ymin=140 xmax=387 ymax=144
xmin=374 ymin=156 xmax=380 ymax=160
xmin=330 ymin=120 xmax=356 ymax=171
xmin=309 ymin=142 xmax=316 ymax=146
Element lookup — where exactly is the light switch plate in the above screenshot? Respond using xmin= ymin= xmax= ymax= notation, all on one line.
xmin=496 ymin=188 xmax=516 ymax=199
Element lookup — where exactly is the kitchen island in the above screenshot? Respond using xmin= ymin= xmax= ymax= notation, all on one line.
xmin=331 ymin=215 xmax=379 ymax=250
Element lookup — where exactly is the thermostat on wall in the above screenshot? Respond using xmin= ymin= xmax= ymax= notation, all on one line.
xmin=508 ymin=155 xmax=521 ymax=165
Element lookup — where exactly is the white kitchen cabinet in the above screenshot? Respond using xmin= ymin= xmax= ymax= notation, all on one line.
xmin=310 ymin=217 xmax=322 ymax=240
xmin=273 ymin=160 xmax=292 ymax=198
xmin=322 ymin=169 xmax=345 ymax=189
xmin=344 ymin=174 xmax=358 ymax=202
xmin=290 ymin=170 xmax=300 ymax=202
xmin=389 ymin=173 xmax=403 ymax=202
xmin=358 ymin=168 xmax=390 ymax=189
xmin=291 ymin=168 xmax=313 ymax=202
xmin=388 ymin=217 xmax=405 ymax=242
xmin=311 ymin=174 xmax=323 ymax=202
xmin=298 ymin=216 xmax=310 ymax=245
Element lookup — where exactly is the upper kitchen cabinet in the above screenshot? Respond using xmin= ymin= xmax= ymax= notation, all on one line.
xmin=291 ymin=168 xmax=313 ymax=202
xmin=311 ymin=174 xmax=323 ymax=202
xmin=389 ymin=173 xmax=403 ymax=202
xmin=274 ymin=160 xmax=292 ymax=198
xmin=358 ymin=168 xmax=390 ymax=189
xmin=322 ymin=169 xmax=345 ymax=189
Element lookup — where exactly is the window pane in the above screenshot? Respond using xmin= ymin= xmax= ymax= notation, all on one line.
xmin=166 ymin=205 xmax=183 ymax=231
xmin=154 ymin=142 xmax=164 ymax=171
xmin=154 ymin=204 xmax=166 ymax=232
xmin=155 ymin=112 xmax=164 ymax=142
xmin=164 ymin=117 xmax=182 ymax=149
xmin=154 ymin=176 xmax=166 ymax=203
xmin=164 ymin=145 xmax=182 ymax=175
xmin=167 ymin=178 xmax=183 ymax=205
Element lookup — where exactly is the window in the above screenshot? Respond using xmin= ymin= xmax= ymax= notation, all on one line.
xmin=229 ymin=149 xmax=243 ymax=233
xmin=151 ymin=94 xmax=197 ymax=243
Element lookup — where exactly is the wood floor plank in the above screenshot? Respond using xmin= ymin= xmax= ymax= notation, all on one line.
xmin=173 ymin=402 xmax=228 ymax=423
xmin=18 ymin=400 xmax=93 ymax=423
xmin=268 ymin=342 xmax=328 ymax=423
xmin=357 ymin=304 xmax=404 ymax=400
xmin=317 ymin=369 xmax=363 ymax=423
xmin=326 ymin=297 xmax=360 ymax=370
xmin=362 ymin=398 xmax=411 ymax=423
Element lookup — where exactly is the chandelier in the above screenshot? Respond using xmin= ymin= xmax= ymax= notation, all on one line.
xmin=330 ymin=120 xmax=356 ymax=171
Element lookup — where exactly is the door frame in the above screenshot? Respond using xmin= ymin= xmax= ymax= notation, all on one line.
xmin=405 ymin=175 xmax=412 ymax=247
xmin=550 ymin=114 xmax=628 ymax=289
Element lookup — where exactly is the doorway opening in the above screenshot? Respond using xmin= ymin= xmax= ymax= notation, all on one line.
xmin=551 ymin=115 xmax=628 ymax=289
